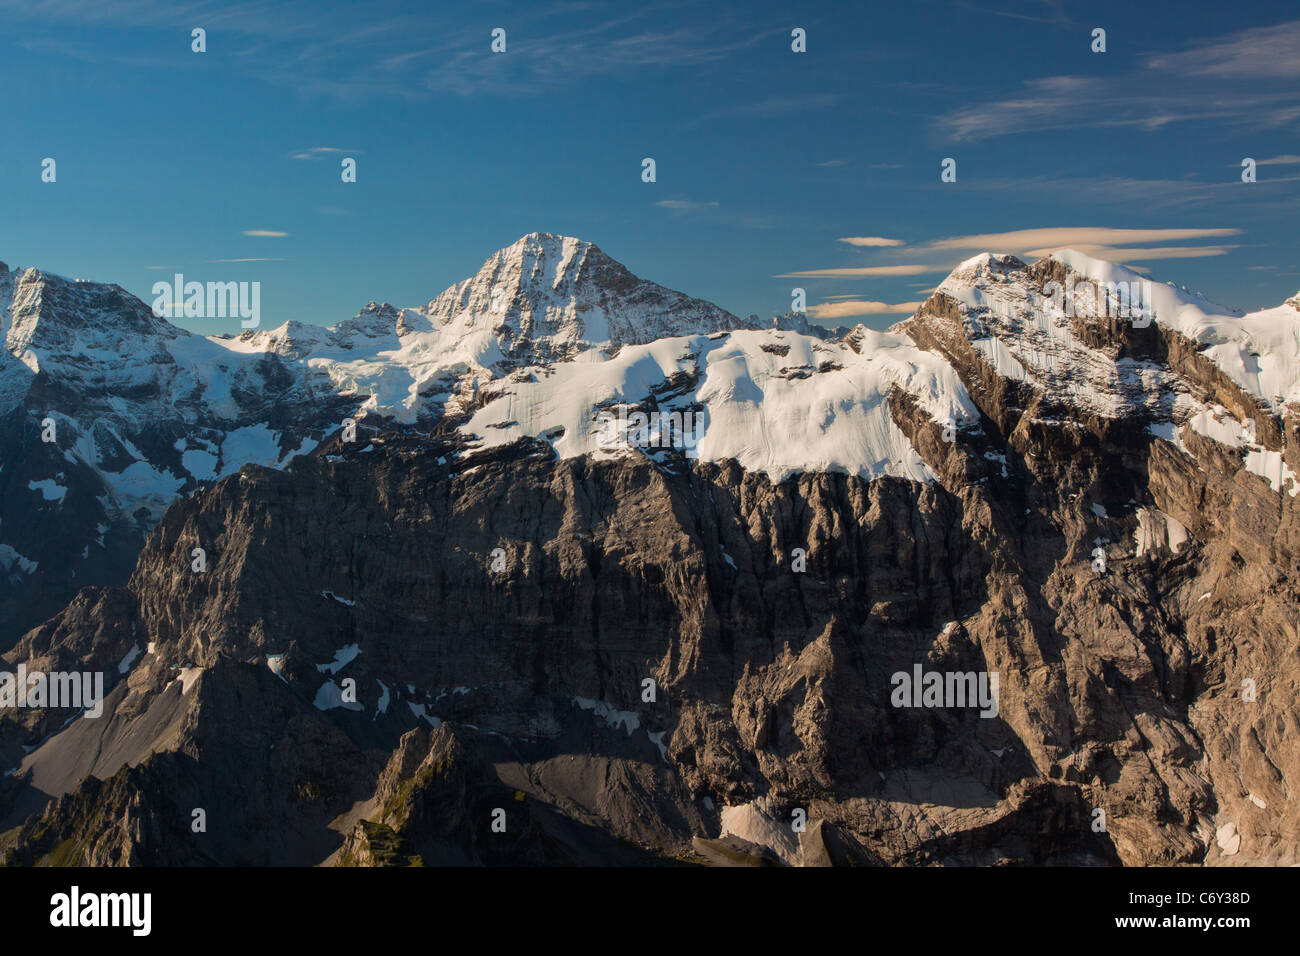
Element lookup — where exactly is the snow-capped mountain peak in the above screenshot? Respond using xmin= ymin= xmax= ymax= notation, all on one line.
xmin=2 ymin=265 xmax=182 ymax=360
xmin=415 ymin=232 xmax=752 ymax=359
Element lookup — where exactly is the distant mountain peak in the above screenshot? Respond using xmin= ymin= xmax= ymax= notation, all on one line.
xmin=416 ymin=232 xmax=750 ymax=357
xmin=2 ymin=264 xmax=181 ymax=358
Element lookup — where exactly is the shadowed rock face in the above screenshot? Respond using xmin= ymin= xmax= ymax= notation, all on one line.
xmin=3 ymin=436 xmax=1000 ymax=865
xmin=2 ymin=380 xmax=1296 ymax=867
xmin=2 ymin=251 xmax=1298 ymax=867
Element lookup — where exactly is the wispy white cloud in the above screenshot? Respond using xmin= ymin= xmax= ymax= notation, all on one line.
xmin=939 ymin=76 xmax=1298 ymax=141
xmin=1024 ymin=244 xmax=1238 ymax=261
xmin=953 ymin=0 xmax=1070 ymax=25
xmin=421 ymin=14 xmax=780 ymax=98
xmin=679 ymin=92 xmax=840 ymax=132
xmin=292 ymin=147 xmax=357 ymax=160
xmin=922 ymin=227 xmax=1241 ymax=252
xmin=952 ymin=172 xmax=1300 ymax=211
xmin=0 ymin=3 xmax=777 ymax=100
xmin=938 ymin=20 xmax=1300 ymax=141
xmin=208 ymin=257 xmax=288 ymax=263
xmin=807 ymin=299 xmax=922 ymax=319
xmin=656 ymin=200 xmax=720 ymax=211
xmin=775 ymin=265 xmax=939 ymax=278
xmin=916 ymin=226 xmax=1244 ymax=267
xmin=243 ymin=229 xmax=288 ymax=238
xmin=837 ymin=236 xmax=905 ymax=248
xmin=1147 ymin=20 xmax=1300 ymax=79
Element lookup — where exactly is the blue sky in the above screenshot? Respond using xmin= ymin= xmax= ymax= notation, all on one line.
xmin=2 ymin=0 xmax=1297 ymax=334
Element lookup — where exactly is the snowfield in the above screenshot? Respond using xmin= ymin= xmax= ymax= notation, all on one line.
xmin=461 ymin=327 xmax=977 ymax=483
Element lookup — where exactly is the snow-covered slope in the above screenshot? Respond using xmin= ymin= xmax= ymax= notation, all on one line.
xmin=6 ymin=238 xmax=1298 ymax=512
xmin=461 ymin=327 xmax=976 ymax=483
xmin=213 ymin=233 xmax=758 ymax=424
xmin=0 ymin=234 xmax=760 ymax=511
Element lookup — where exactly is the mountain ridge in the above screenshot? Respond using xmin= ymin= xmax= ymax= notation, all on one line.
xmin=1 ymin=234 xmax=1297 ymax=645
xmin=2 ymin=234 xmax=1300 ymax=867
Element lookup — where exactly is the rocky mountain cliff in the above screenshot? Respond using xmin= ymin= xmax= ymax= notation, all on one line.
xmin=0 ymin=234 xmax=757 ymax=645
xmin=1 ymin=237 xmax=1298 ymax=867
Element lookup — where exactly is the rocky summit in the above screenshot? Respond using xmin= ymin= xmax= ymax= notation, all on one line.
xmin=1 ymin=235 xmax=1298 ymax=866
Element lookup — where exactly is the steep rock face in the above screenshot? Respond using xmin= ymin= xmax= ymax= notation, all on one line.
xmin=896 ymin=251 xmax=1300 ymax=865
xmin=4 ymin=403 xmax=1291 ymax=866
xmin=0 ymin=440 xmax=1029 ymax=864
xmin=7 ymin=239 xmax=1293 ymax=654
xmin=3 ymin=244 xmax=1299 ymax=867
